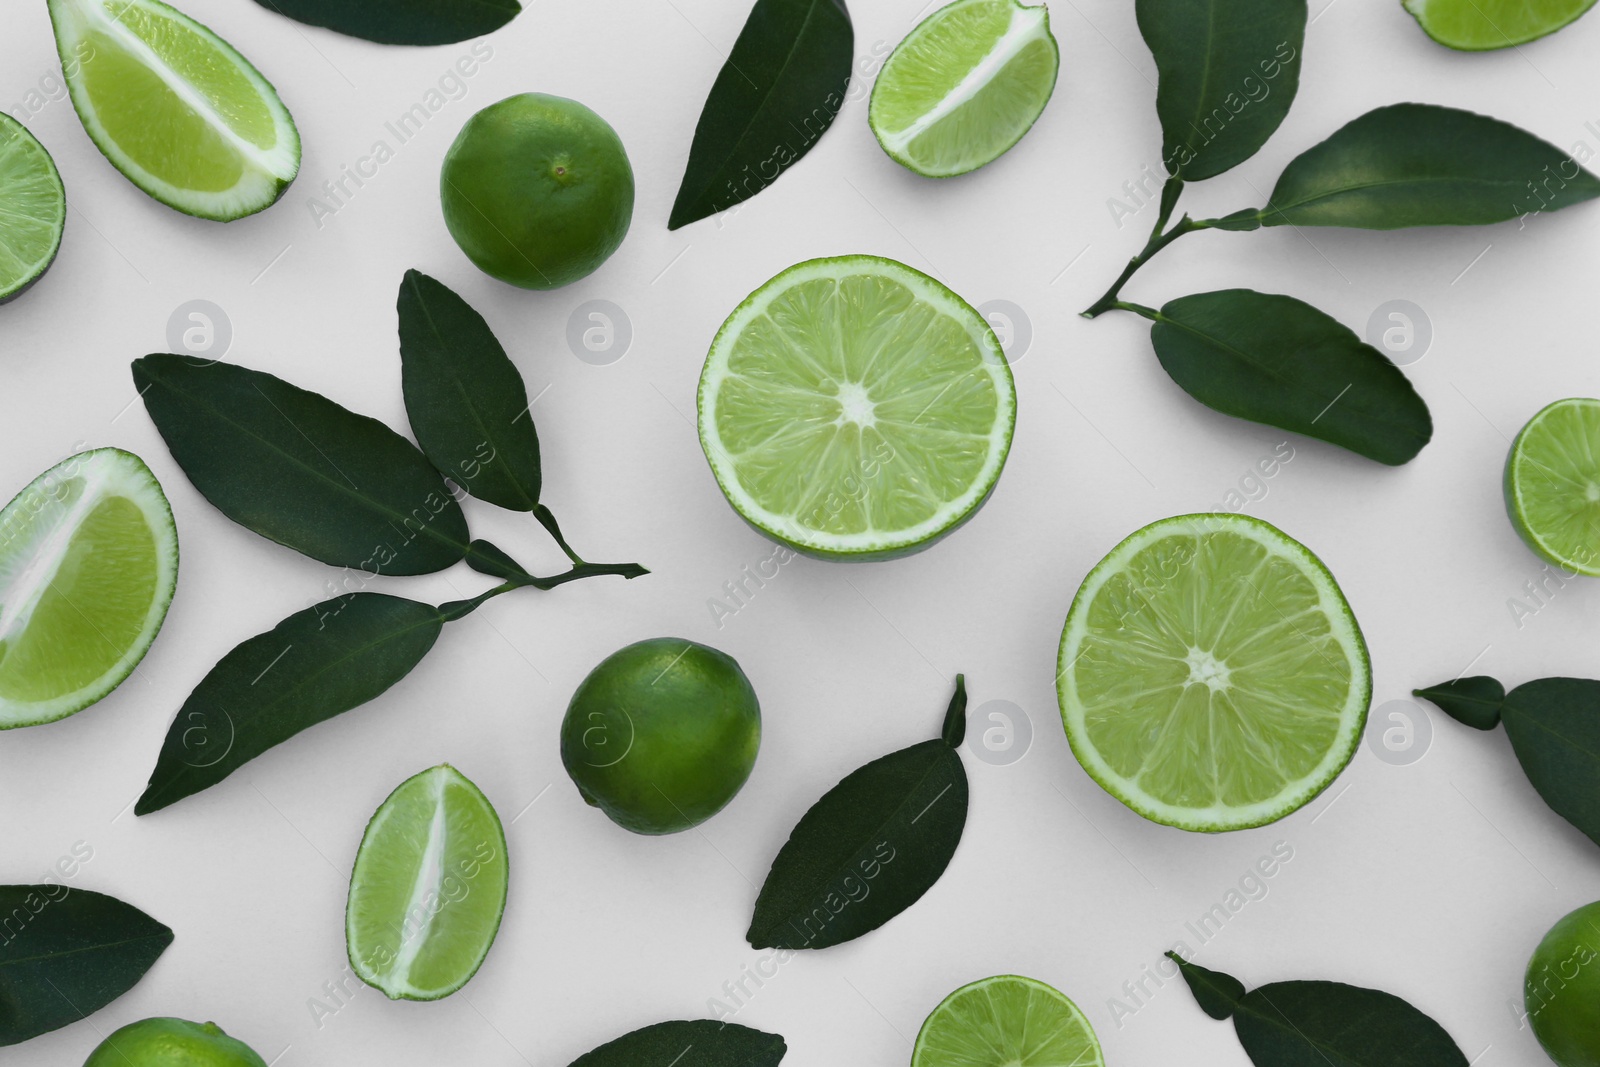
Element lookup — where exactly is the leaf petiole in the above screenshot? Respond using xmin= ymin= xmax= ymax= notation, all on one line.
xmin=1081 ymin=177 xmax=1211 ymax=318
xmin=438 ymin=560 xmax=650 ymax=621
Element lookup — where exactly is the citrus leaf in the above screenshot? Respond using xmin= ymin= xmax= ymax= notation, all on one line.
xmin=1173 ymin=954 xmax=1469 ymax=1066
xmin=397 ymin=270 xmax=540 ymax=511
xmin=1502 ymin=678 xmax=1600 ymax=848
xmin=1413 ymin=676 xmax=1505 ymax=730
xmin=0 ymin=887 xmax=172 ymax=1047
xmin=1136 ymin=0 xmax=1305 ymax=181
xmin=250 ymin=0 xmax=518 ymax=45
xmin=137 ymin=593 xmax=444 ymax=814
xmin=748 ymin=677 xmax=968 ymax=950
xmin=568 ymin=1019 xmax=786 ymax=1067
xmin=132 ymin=355 xmax=470 ymax=575
xmin=1248 ymin=103 xmax=1600 ymax=228
xmin=669 ymin=0 xmax=853 ymax=229
xmin=1146 ymin=289 xmax=1432 ymax=464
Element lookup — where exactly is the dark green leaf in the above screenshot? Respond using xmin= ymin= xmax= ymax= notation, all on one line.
xmin=250 ymin=0 xmax=518 ymax=45
xmin=1413 ymin=676 xmax=1505 ymax=730
xmin=669 ymin=0 xmax=853 ymax=229
xmin=1136 ymin=0 xmax=1305 ymax=181
xmin=568 ymin=1020 xmax=786 ymax=1067
xmin=138 ymin=594 xmax=444 ymax=814
xmin=940 ymin=674 xmax=967 ymax=747
xmin=1251 ymin=103 xmax=1600 ymax=228
xmin=1147 ymin=289 xmax=1432 ymax=465
xmin=397 ymin=270 xmax=541 ymax=511
xmin=1169 ymin=952 xmax=1245 ymax=1019
xmin=133 ymin=355 xmax=470 ymax=575
xmin=0 ymin=887 xmax=172 ymax=1046
xmin=749 ymin=679 xmax=968 ymax=949
xmin=1501 ymin=678 xmax=1600 ymax=848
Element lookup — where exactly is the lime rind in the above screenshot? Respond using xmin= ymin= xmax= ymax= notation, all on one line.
xmin=48 ymin=0 xmax=299 ymax=221
xmin=1505 ymin=397 xmax=1600 ymax=577
xmin=0 ymin=116 xmax=66 ymax=305
xmin=1057 ymin=513 xmax=1370 ymax=833
xmin=1402 ymin=0 xmax=1597 ymax=50
xmin=912 ymin=974 xmax=1103 ymax=1067
xmin=698 ymin=255 xmax=1016 ymax=561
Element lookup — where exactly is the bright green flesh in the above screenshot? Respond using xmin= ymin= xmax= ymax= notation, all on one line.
xmin=0 ymin=116 xmax=65 ymax=304
xmin=913 ymin=975 xmax=1103 ymax=1067
xmin=1403 ymin=0 xmax=1596 ymax=48
xmin=698 ymin=255 xmax=1015 ymax=560
xmin=1505 ymin=398 xmax=1600 ymax=576
xmin=870 ymin=0 xmax=1059 ymax=177
xmin=347 ymin=765 xmax=509 ymax=1001
xmin=0 ymin=449 xmax=177 ymax=729
xmin=48 ymin=0 xmax=299 ymax=220
xmin=1058 ymin=514 xmax=1369 ymax=832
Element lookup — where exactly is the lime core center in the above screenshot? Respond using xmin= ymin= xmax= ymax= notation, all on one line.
xmin=1185 ymin=647 xmax=1232 ymax=691
xmin=835 ymin=381 xmax=877 ymax=427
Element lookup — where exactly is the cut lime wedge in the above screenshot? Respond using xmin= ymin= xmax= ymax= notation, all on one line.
xmin=347 ymin=765 xmax=509 ymax=1001
xmin=698 ymin=255 xmax=1015 ymax=561
xmin=913 ymin=974 xmax=1103 ymax=1067
xmin=1403 ymin=0 xmax=1596 ymax=49
xmin=48 ymin=0 xmax=300 ymax=221
xmin=0 ymin=448 xmax=178 ymax=729
xmin=1057 ymin=514 xmax=1370 ymax=832
xmin=1505 ymin=397 xmax=1600 ymax=576
xmin=870 ymin=0 xmax=1059 ymax=178
xmin=0 ymin=115 xmax=66 ymax=305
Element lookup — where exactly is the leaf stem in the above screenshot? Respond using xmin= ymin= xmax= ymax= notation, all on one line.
xmin=438 ymin=559 xmax=651 ymax=621
xmin=1081 ymin=177 xmax=1205 ymax=319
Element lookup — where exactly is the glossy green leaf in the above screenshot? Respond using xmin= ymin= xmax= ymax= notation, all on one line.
xmin=1146 ymin=289 xmax=1432 ymax=464
xmin=1246 ymin=104 xmax=1600 ymax=228
xmin=1136 ymin=0 xmax=1305 ymax=181
xmin=748 ymin=677 xmax=968 ymax=950
xmin=397 ymin=270 xmax=540 ymax=511
xmin=133 ymin=355 xmax=470 ymax=575
xmin=0 ymin=887 xmax=172 ymax=1046
xmin=669 ymin=0 xmax=853 ymax=229
xmin=250 ymin=0 xmax=518 ymax=45
xmin=1172 ymin=954 xmax=1468 ymax=1066
xmin=1412 ymin=676 xmax=1505 ymax=730
xmin=568 ymin=1020 xmax=786 ymax=1067
xmin=138 ymin=593 xmax=445 ymax=814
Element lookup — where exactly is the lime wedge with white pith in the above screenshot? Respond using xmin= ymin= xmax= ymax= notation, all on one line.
xmin=48 ymin=0 xmax=300 ymax=221
xmin=0 ymin=115 xmax=66 ymax=305
xmin=1403 ymin=0 xmax=1596 ymax=50
xmin=913 ymin=974 xmax=1103 ymax=1067
xmin=347 ymin=764 xmax=509 ymax=1001
xmin=0 ymin=448 xmax=178 ymax=729
xmin=1058 ymin=513 xmax=1370 ymax=833
xmin=1505 ymin=398 xmax=1600 ymax=576
xmin=870 ymin=0 xmax=1059 ymax=178
xmin=698 ymin=255 xmax=1015 ymax=561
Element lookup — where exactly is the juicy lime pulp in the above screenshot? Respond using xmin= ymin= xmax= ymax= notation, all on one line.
xmin=870 ymin=0 xmax=1059 ymax=178
xmin=347 ymin=765 xmax=509 ymax=1001
xmin=912 ymin=974 xmax=1104 ymax=1067
xmin=1403 ymin=0 xmax=1597 ymax=50
xmin=698 ymin=255 xmax=1016 ymax=560
xmin=48 ymin=0 xmax=299 ymax=221
xmin=1057 ymin=513 xmax=1370 ymax=832
xmin=0 ymin=116 xmax=66 ymax=304
xmin=0 ymin=448 xmax=178 ymax=729
xmin=1505 ymin=397 xmax=1600 ymax=577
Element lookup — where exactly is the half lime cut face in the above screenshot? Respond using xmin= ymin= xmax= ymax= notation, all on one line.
xmin=1403 ymin=0 xmax=1597 ymax=50
xmin=1057 ymin=513 xmax=1370 ymax=832
xmin=1505 ymin=397 xmax=1600 ymax=576
xmin=0 ymin=115 xmax=66 ymax=304
xmin=912 ymin=974 xmax=1103 ymax=1067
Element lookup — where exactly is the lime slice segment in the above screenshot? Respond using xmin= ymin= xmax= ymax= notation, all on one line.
xmin=698 ymin=255 xmax=1016 ymax=561
xmin=1402 ymin=0 xmax=1596 ymax=49
xmin=870 ymin=0 xmax=1059 ymax=178
xmin=913 ymin=974 xmax=1104 ymax=1067
xmin=1505 ymin=397 xmax=1600 ymax=576
xmin=347 ymin=765 xmax=509 ymax=1001
xmin=0 ymin=116 xmax=66 ymax=305
xmin=0 ymin=448 xmax=178 ymax=729
xmin=1057 ymin=513 xmax=1370 ymax=832
xmin=48 ymin=0 xmax=299 ymax=221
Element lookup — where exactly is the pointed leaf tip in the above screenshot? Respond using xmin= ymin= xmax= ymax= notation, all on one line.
xmin=1169 ymin=952 xmax=1245 ymax=1020
xmin=1414 ymin=676 xmax=1505 ymax=730
xmin=942 ymin=675 xmax=967 ymax=748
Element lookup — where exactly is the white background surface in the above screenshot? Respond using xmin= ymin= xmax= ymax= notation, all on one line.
xmin=2 ymin=0 xmax=1599 ymax=1064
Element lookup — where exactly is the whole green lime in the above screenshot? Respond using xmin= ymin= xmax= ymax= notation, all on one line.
xmin=84 ymin=1018 xmax=267 ymax=1067
xmin=1527 ymin=900 xmax=1600 ymax=1067
xmin=561 ymin=638 xmax=760 ymax=835
xmin=440 ymin=93 xmax=634 ymax=290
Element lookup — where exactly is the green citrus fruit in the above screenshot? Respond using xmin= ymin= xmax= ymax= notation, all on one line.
xmin=912 ymin=974 xmax=1103 ymax=1067
xmin=440 ymin=93 xmax=634 ymax=290
xmin=1403 ymin=0 xmax=1596 ymax=50
xmin=83 ymin=1017 xmax=267 ymax=1066
xmin=561 ymin=638 xmax=760 ymax=835
xmin=1526 ymin=900 xmax=1600 ymax=1067
xmin=1505 ymin=398 xmax=1600 ymax=577
xmin=0 ymin=114 xmax=65 ymax=304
